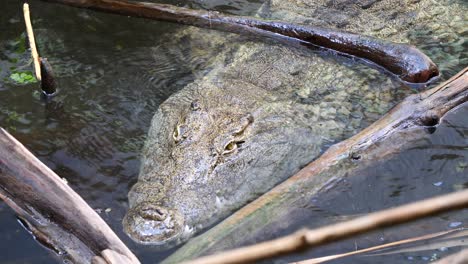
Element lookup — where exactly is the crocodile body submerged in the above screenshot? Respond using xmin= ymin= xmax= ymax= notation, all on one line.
xmin=123 ymin=0 xmax=466 ymax=247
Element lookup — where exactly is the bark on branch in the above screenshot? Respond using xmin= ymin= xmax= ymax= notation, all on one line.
xmin=165 ymin=68 xmax=468 ymax=263
xmin=38 ymin=0 xmax=439 ymax=83
xmin=0 ymin=128 xmax=140 ymax=264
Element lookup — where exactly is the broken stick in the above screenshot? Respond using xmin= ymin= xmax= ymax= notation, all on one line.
xmin=23 ymin=3 xmax=41 ymax=81
xmin=23 ymin=2 xmax=57 ymax=95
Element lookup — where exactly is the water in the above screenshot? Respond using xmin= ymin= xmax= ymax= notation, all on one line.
xmin=0 ymin=0 xmax=466 ymax=263
xmin=267 ymin=104 xmax=468 ymax=263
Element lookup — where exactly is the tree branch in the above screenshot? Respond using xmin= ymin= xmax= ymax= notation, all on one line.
xmin=38 ymin=0 xmax=438 ymax=83
xmin=0 ymin=128 xmax=140 ymax=264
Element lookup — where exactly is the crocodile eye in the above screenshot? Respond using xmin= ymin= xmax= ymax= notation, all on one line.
xmin=222 ymin=141 xmax=238 ymax=155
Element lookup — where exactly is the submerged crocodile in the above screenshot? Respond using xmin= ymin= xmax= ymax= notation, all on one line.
xmin=123 ymin=0 xmax=466 ymax=247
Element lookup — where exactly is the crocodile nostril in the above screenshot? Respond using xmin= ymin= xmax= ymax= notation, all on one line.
xmin=141 ymin=205 xmax=168 ymax=221
xmin=155 ymin=209 xmax=164 ymax=216
xmin=123 ymin=203 xmax=186 ymax=244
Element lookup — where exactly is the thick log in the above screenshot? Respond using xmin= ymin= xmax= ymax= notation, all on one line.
xmin=0 ymin=128 xmax=140 ymax=264
xmin=39 ymin=0 xmax=439 ymax=83
xmin=164 ymin=68 xmax=468 ymax=263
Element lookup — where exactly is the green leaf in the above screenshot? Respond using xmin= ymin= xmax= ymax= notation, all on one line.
xmin=9 ymin=71 xmax=37 ymax=84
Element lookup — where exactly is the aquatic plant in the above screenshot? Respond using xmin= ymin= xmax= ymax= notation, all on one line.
xmin=9 ymin=71 xmax=37 ymax=84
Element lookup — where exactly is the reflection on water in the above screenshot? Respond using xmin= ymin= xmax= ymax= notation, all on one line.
xmin=0 ymin=0 xmax=466 ymax=263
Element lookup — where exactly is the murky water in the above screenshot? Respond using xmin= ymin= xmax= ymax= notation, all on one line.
xmin=259 ymin=104 xmax=468 ymax=264
xmin=0 ymin=0 xmax=466 ymax=263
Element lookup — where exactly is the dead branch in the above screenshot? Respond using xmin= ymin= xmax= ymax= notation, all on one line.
xmin=38 ymin=0 xmax=438 ymax=83
xmin=296 ymin=228 xmax=467 ymax=264
xmin=0 ymin=128 xmax=140 ymax=264
xmin=23 ymin=3 xmax=57 ymax=95
xmin=23 ymin=3 xmax=41 ymax=81
xmin=165 ymin=68 xmax=467 ymax=263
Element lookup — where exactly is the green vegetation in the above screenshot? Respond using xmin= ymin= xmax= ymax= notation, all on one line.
xmin=11 ymin=33 xmax=27 ymax=55
xmin=2 ymin=33 xmax=39 ymax=85
xmin=9 ymin=71 xmax=37 ymax=84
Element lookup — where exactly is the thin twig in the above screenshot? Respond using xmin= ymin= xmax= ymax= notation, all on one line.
xmin=184 ymin=190 xmax=468 ymax=264
xmin=295 ymin=228 xmax=467 ymax=264
xmin=23 ymin=3 xmax=41 ymax=81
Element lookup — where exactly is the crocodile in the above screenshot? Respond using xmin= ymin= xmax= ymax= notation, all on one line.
xmin=123 ymin=0 xmax=466 ymax=248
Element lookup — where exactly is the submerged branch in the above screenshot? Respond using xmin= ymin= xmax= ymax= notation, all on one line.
xmin=0 ymin=128 xmax=140 ymax=264
xmin=39 ymin=0 xmax=438 ymax=83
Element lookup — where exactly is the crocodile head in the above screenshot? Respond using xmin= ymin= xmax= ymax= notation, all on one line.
xmin=123 ymin=81 xmax=320 ymax=246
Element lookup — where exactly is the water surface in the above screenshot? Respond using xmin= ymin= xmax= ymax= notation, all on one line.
xmin=0 ymin=0 xmax=466 ymax=263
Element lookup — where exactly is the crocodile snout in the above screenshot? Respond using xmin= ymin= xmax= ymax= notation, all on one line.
xmin=123 ymin=202 xmax=184 ymax=244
